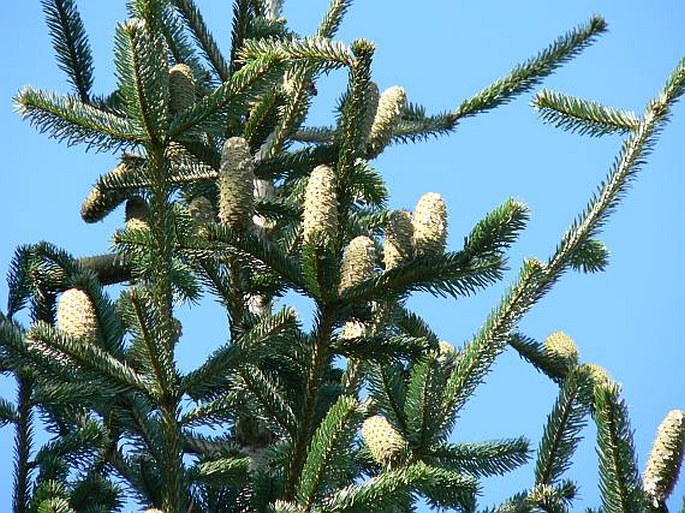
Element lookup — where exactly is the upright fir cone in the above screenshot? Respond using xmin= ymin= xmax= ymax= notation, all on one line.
xmin=219 ymin=137 xmax=255 ymax=231
xmin=543 ymin=331 xmax=579 ymax=369
xmin=413 ymin=192 xmax=448 ymax=256
xmin=368 ymin=86 xmax=407 ymax=157
xmin=643 ymin=409 xmax=685 ymax=507
xmin=168 ymin=63 xmax=195 ymax=114
xmin=361 ymin=415 xmax=406 ymax=464
xmin=383 ymin=210 xmax=414 ymax=270
xmin=56 ymin=288 xmax=98 ymax=341
xmin=302 ymin=165 xmax=338 ymax=244
xmin=339 ymin=236 xmax=376 ymax=294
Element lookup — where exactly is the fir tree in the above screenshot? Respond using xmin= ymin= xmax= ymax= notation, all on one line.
xmin=1 ymin=1 xmax=684 ymax=513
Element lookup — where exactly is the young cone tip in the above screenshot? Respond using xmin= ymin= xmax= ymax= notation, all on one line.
xmin=643 ymin=409 xmax=685 ymax=506
xmin=543 ymin=331 xmax=579 ymax=367
xmin=413 ymin=192 xmax=448 ymax=255
xmin=302 ymin=165 xmax=338 ymax=244
xmin=361 ymin=415 xmax=406 ymax=464
xmin=339 ymin=235 xmax=376 ymax=293
xmin=56 ymin=288 xmax=98 ymax=341
xmin=219 ymin=137 xmax=255 ymax=229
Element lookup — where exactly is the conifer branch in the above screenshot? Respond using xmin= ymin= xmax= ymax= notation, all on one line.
xmin=12 ymin=375 xmax=33 ymax=513
xmin=367 ymin=363 xmax=409 ymax=434
xmin=440 ymin=57 xmax=685 ymax=437
xmin=171 ymin=0 xmax=231 ymax=81
xmin=593 ymin=384 xmax=646 ymax=513
xmin=182 ymin=308 xmax=298 ymax=398
xmin=533 ymin=89 xmax=640 ymax=137
xmin=229 ymin=0 xmax=254 ymax=74
xmin=237 ymin=364 xmax=297 ymax=436
xmin=508 ymin=332 xmax=569 ymax=383
xmin=240 ymin=37 xmax=354 ymax=69
xmin=14 ymin=87 xmax=141 ymax=151
xmin=296 ymin=396 xmax=361 ymax=509
xmin=113 ymin=19 xmax=169 ymax=143
xmin=169 ymin=55 xmax=285 ymax=137
xmin=319 ymin=461 xmax=477 ymax=512
xmin=27 ymin=323 xmax=153 ymax=397
xmin=426 ymin=438 xmax=531 ymax=478
xmin=535 ymin=368 xmax=592 ymax=486
xmin=41 ymin=0 xmax=94 ymax=102
xmin=456 ymin=16 xmax=608 ymax=119
xmin=317 ymin=0 xmax=352 ymax=39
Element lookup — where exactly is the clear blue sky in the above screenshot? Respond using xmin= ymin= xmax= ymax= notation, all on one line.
xmin=1 ymin=1 xmax=684 ymax=511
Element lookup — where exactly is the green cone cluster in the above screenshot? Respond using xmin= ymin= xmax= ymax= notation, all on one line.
xmin=383 ymin=210 xmax=414 ymax=270
xmin=56 ymin=288 xmax=98 ymax=341
xmin=302 ymin=165 xmax=338 ymax=244
xmin=543 ymin=331 xmax=579 ymax=368
xmin=361 ymin=415 xmax=406 ymax=464
xmin=368 ymin=86 xmax=407 ymax=157
xmin=219 ymin=137 xmax=255 ymax=230
xmin=339 ymin=236 xmax=376 ymax=294
xmin=413 ymin=192 xmax=448 ymax=256
xmin=643 ymin=409 xmax=685 ymax=506
xmin=168 ymin=63 xmax=195 ymax=114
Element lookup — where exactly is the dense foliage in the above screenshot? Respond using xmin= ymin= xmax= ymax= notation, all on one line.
xmin=1 ymin=1 xmax=684 ymax=512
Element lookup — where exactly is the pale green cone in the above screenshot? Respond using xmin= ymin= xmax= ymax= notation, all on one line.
xmin=413 ymin=192 xmax=447 ymax=256
xmin=383 ymin=210 xmax=414 ymax=270
xmin=302 ymin=165 xmax=338 ymax=244
xmin=56 ymin=288 xmax=98 ymax=341
xmin=168 ymin=63 xmax=195 ymax=114
xmin=643 ymin=409 xmax=685 ymax=507
xmin=219 ymin=137 xmax=255 ymax=230
xmin=339 ymin=236 xmax=376 ymax=294
xmin=543 ymin=331 xmax=579 ymax=368
xmin=368 ymin=86 xmax=407 ymax=157
xmin=361 ymin=415 xmax=406 ymax=464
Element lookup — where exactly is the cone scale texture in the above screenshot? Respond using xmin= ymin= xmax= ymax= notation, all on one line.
xmin=302 ymin=165 xmax=338 ymax=244
xmin=413 ymin=192 xmax=447 ymax=256
xmin=543 ymin=331 xmax=579 ymax=368
xmin=168 ymin=64 xmax=195 ymax=114
xmin=643 ymin=409 xmax=685 ymax=506
xmin=361 ymin=415 xmax=406 ymax=464
xmin=339 ymin=236 xmax=376 ymax=294
xmin=219 ymin=137 xmax=255 ymax=230
xmin=383 ymin=210 xmax=414 ymax=270
xmin=56 ymin=288 xmax=98 ymax=341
